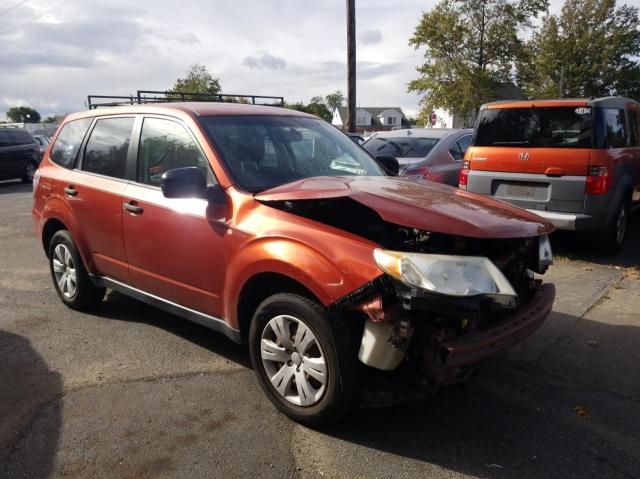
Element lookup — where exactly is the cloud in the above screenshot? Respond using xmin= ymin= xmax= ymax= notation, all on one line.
xmin=358 ymin=29 xmax=383 ymax=45
xmin=243 ymin=52 xmax=287 ymax=70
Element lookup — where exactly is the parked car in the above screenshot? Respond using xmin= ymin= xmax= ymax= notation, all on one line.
xmin=0 ymin=127 xmax=41 ymax=183
xmin=460 ymin=97 xmax=640 ymax=252
xmin=346 ymin=132 xmax=365 ymax=145
xmin=34 ymin=135 xmax=51 ymax=156
xmin=363 ymin=128 xmax=473 ymax=186
xmin=33 ymin=103 xmax=555 ymax=426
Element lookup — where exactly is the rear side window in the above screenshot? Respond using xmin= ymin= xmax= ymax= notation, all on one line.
xmin=475 ymin=107 xmax=592 ymax=148
xmin=628 ymin=110 xmax=639 ymax=146
xmin=363 ymin=137 xmax=439 ymax=158
xmin=449 ymin=135 xmax=472 ymax=161
xmin=82 ymin=117 xmax=134 ymax=179
xmin=594 ymin=108 xmax=627 ymax=148
xmin=8 ymin=130 xmax=34 ymax=145
xmin=50 ymin=118 xmax=92 ymax=168
xmin=0 ymin=130 xmax=11 ymax=147
xmin=137 ymin=118 xmax=209 ymax=186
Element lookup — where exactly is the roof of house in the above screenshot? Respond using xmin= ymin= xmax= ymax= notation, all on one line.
xmin=336 ymin=106 xmax=406 ymax=123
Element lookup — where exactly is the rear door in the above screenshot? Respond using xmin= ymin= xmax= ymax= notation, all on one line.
xmin=0 ymin=130 xmax=18 ymax=179
xmin=65 ymin=116 xmax=135 ymax=283
xmin=7 ymin=130 xmax=37 ymax=175
xmin=467 ymin=106 xmax=592 ymax=213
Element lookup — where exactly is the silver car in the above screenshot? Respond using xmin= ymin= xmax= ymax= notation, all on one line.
xmin=363 ymin=128 xmax=473 ymax=186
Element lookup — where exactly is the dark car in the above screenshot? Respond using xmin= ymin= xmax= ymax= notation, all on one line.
xmin=0 ymin=128 xmax=41 ymax=183
xmin=34 ymin=135 xmax=51 ymax=156
xmin=346 ymin=132 xmax=364 ymax=145
xmin=33 ymin=103 xmax=555 ymax=426
xmin=363 ymin=128 xmax=473 ymax=186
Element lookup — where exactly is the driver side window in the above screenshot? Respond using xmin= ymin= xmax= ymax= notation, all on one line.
xmin=137 ymin=117 xmax=210 ymax=186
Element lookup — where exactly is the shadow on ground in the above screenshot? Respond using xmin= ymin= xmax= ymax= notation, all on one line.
xmin=314 ymin=312 xmax=640 ymax=479
xmin=0 ymin=180 xmax=32 ymax=195
xmin=551 ymin=211 xmax=640 ymax=268
xmin=89 ymin=290 xmax=249 ymax=368
xmin=0 ymin=331 xmax=63 ymax=478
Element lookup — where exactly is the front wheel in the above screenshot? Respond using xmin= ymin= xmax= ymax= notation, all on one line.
xmin=248 ymin=293 xmax=357 ymax=427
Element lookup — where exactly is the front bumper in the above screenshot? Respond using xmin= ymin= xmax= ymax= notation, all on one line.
xmin=441 ymin=283 xmax=555 ymax=369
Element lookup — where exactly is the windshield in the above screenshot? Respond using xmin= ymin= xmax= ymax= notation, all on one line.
xmin=200 ymin=115 xmax=385 ymax=192
xmin=363 ymin=136 xmax=439 ymax=158
xmin=475 ymin=106 xmax=592 ymax=148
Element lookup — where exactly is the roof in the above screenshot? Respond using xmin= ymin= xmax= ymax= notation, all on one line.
xmin=336 ymin=106 xmax=407 ymax=124
xmin=64 ymin=102 xmax=315 ymax=122
xmin=482 ymin=96 xmax=640 ymax=110
xmin=369 ymin=128 xmax=472 ymax=139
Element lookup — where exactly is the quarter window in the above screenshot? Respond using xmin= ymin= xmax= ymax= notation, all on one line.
xmin=628 ymin=110 xmax=639 ymax=146
xmin=137 ymin=118 xmax=210 ymax=186
xmin=83 ymin=117 xmax=134 ymax=179
xmin=0 ymin=130 xmax=11 ymax=148
xmin=595 ymin=108 xmax=627 ymax=148
xmin=50 ymin=118 xmax=93 ymax=168
xmin=8 ymin=130 xmax=34 ymax=145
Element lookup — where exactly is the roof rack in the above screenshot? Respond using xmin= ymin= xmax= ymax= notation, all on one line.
xmin=86 ymin=90 xmax=285 ymax=109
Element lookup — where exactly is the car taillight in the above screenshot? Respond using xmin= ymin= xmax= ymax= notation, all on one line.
xmin=458 ymin=161 xmax=470 ymax=189
xmin=586 ymin=166 xmax=612 ymax=195
xmin=405 ymin=165 xmax=432 ymax=180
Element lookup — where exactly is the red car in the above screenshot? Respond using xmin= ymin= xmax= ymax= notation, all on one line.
xmin=33 ymin=103 xmax=555 ymax=425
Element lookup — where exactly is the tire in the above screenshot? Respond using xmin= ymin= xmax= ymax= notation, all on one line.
xmin=595 ymin=198 xmax=630 ymax=254
xmin=48 ymin=230 xmax=105 ymax=310
xmin=248 ymin=293 xmax=357 ymax=427
xmin=21 ymin=160 xmax=38 ymax=184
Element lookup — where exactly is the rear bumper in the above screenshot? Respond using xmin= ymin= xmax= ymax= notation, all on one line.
xmin=442 ymin=283 xmax=555 ymax=369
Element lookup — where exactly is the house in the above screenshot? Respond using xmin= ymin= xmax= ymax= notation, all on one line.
xmin=452 ymin=82 xmax=526 ymax=128
xmin=332 ymin=107 xmax=409 ymax=134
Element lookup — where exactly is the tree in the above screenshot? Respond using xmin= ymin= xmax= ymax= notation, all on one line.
xmin=518 ymin=0 xmax=640 ymax=99
xmin=284 ymin=100 xmax=332 ymax=122
xmin=7 ymin=106 xmax=41 ymax=123
xmin=408 ymin=0 xmax=548 ymax=121
xmin=169 ymin=64 xmax=221 ymax=98
xmin=324 ymin=90 xmax=345 ymax=113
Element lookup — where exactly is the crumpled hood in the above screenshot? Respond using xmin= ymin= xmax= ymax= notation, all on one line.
xmin=255 ymin=176 xmax=554 ymax=239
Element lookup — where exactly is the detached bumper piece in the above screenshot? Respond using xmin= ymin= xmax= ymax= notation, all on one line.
xmin=441 ymin=283 xmax=555 ymax=369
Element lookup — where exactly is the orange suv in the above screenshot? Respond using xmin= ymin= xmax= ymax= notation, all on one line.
xmin=33 ymin=103 xmax=555 ymax=425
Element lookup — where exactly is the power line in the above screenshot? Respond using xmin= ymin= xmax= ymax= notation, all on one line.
xmin=0 ymin=0 xmax=29 ymax=18
xmin=0 ymin=0 xmax=73 ymax=34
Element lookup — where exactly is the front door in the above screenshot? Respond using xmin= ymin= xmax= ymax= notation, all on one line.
xmin=122 ymin=116 xmax=227 ymax=318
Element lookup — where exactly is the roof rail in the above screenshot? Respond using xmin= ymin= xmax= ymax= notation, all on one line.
xmin=86 ymin=90 xmax=285 ymax=109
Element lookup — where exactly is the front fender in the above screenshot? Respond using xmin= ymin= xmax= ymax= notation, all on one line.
xmin=223 ymin=236 xmax=381 ymax=329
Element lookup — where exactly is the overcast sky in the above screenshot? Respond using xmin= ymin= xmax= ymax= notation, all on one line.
xmin=1 ymin=0 xmax=638 ymax=119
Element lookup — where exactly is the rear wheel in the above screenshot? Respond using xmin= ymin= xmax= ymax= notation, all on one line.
xmin=248 ymin=293 xmax=357 ymax=427
xmin=48 ymin=230 xmax=105 ymax=310
xmin=21 ymin=160 xmax=38 ymax=183
xmin=595 ymin=198 xmax=630 ymax=254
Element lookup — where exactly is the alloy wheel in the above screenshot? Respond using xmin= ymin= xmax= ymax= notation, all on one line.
xmin=260 ymin=314 xmax=327 ymax=407
xmin=52 ymin=244 xmax=77 ymax=298
xmin=25 ymin=162 xmax=36 ymax=181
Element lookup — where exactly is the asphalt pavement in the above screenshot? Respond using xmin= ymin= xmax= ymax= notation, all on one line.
xmin=1 ymin=179 xmax=638 ymax=479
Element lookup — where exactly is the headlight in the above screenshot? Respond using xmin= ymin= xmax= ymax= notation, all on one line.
xmin=373 ymin=249 xmax=517 ymax=305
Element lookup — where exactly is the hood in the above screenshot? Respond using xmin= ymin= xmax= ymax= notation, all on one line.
xmin=255 ymin=176 xmax=554 ymax=239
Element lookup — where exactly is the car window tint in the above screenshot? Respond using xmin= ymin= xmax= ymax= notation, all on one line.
xmin=457 ymin=134 xmax=472 ymax=153
xmin=8 ymin=130 xmax=34 ymax=145
xmin=595 ymin=108 xmax=626 ymax=148
xmin=449 ymin=141 xmax=464 ymax=161
xmin=83 ymin=117 xmax=134 ymax=179
xmin=363 ymin=137 xmax=439 ymax=158
xmin=0 ymin=130 xmax=11 ymax=147
xmin=628 ymin=110 xmax=639 ymax=146
xmin=137 ymin=118 xmax=210 ymax=186
xmin=50 ymin=118 xmax=93 ymax=169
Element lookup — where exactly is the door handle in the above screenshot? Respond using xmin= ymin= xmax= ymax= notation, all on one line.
xmin=123 ymin=201 xmax=144 ymax=214
xmin=64 ymin=186 xmax=77 ymax=196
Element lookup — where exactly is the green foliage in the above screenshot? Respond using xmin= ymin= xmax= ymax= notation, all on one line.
xmin=169 ymin=64 xmax=221 ymax=98
xmin=408 ymin=0 xmax=548 ymax=116
xmin=284 ymin=100 xmax=332 ymax=122
xmin=518 ymin=0 xmax=640 ymax=99
xmin=42 ymin=116 xmax=58 ymax=123
xmin=324 ymin=91 xmax=345 ymax=113
xmin=7 ymin=106 xmax=41 ymax=123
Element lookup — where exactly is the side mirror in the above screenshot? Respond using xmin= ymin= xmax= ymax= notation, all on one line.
xmin=161 ymin=167 xmax=224 ymax=203
xmin=376 ymin=156 xmax=400 ymax=176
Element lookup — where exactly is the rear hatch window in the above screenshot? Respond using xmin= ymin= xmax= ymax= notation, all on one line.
xmin=470 ymin=106 xmax=592 ymax=175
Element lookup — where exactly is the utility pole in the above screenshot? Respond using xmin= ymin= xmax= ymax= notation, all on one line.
xmin=346 ymin=0 xmax=356 ymax=133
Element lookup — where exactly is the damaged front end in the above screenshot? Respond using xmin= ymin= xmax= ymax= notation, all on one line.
xmin=333 ymin=232 xmax=555 ymax=392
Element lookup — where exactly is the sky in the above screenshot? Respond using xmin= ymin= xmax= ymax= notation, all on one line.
xmin=1 ymin=0 xmax=638 ymax=119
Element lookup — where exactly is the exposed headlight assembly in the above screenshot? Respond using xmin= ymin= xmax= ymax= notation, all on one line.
xmin=373 ymin=249 xmax=517 ymax=307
